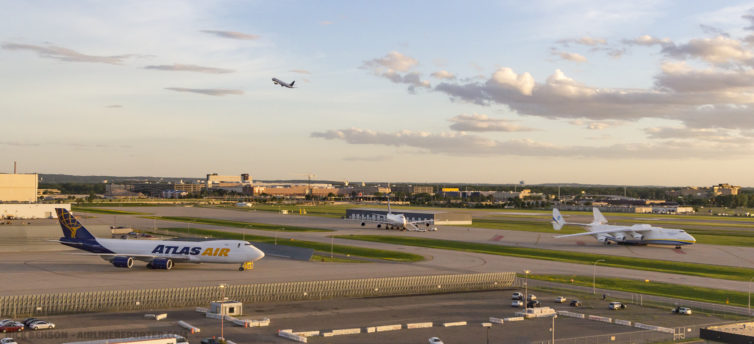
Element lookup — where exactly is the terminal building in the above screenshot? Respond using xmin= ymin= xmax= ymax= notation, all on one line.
xmin=346 ymin=208 xmax=472 ymax=225
xmin=0 ymin=172 xmax=70 ymax=219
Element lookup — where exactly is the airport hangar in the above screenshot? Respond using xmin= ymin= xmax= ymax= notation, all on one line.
xmin=346 ymin=208 xmax=472 ymax=225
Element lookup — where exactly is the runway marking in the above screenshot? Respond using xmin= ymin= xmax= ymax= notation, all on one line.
xmin=489 ymin=235 xmax=504 ymax=242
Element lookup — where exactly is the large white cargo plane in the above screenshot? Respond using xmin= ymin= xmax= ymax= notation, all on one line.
xmin=551 ymin=208 xmax=696 ymax=249
xmin=55 ymin=208 xmax=265 ymax=271
xmin=359 ymin=197 xmax=435 ymax=231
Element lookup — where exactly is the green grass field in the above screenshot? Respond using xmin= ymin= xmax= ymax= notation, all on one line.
xmin=158 ymin=227 xmax=423 ymax=262
xmin=530 ymin=274 xmax=750 ymax=307
xmin=144 ymin=216 xmax=333 ymax=232
xmin=337 ymin=235 xmax=754 ymax=281
xmin=72 ymin=207 xmax=151 ymax=215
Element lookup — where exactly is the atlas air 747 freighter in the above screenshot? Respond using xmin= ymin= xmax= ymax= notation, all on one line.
xmin=55 ymin=208 xmax=264 ymax=271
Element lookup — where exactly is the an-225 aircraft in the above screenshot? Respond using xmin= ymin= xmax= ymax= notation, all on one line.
xmin=551 ymin=208 xmax=696 ymax=249
xmin=359 ymin=197 xmax=436 ymax=231
xmin=55 ymin=208 xmax=265 ymax=271
xmin=272 ymin=78 xmax=295 ymax=88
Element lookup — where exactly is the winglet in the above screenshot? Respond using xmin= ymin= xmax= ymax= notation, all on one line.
xmin=290 ymin=80 xmax=295 ymax=87
xmin=592 ymin=207 xmax=608 ymax=225
xmin=552 ymin=208 xmax=566 ymax=230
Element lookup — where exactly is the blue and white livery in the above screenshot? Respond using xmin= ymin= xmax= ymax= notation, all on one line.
xmin=55 ymin=208 xmax=264 ymax=270
xmin=551 ymin=208 xmax=696 ymax=249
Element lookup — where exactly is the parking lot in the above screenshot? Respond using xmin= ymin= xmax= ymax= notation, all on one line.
xmin=0 ymin=288 xmax=729 ymax=344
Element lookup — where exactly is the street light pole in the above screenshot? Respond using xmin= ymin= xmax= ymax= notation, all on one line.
xmin=524 ymin=270 xmax=530 ymax=309
xmin=551 ymin=314 xmax=557 ymax=344
xmin=219 ymin=284 xmax=227 ymax=340
xmin=749 ymin=276 xmax=753 ymax=316
xmin=593 ymin=259 xmax=605 ymax=295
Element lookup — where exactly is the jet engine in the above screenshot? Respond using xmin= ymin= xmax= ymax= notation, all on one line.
xmin=613 ymin=233 xmax=626 ymax=242
xmin=148 ymin=258 xmax=174 ymax=270
xmin=111 ymin=256 xmax=134 ymax=269
xmin=596 ymin=234 xmax=612 ymax=245
xmin=631 ymin=232 xmax=644 ymax=240
xmin=361 ymin=222 xmax=366 ymax=226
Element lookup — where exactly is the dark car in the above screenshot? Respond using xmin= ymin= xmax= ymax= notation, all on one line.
xmin=201 ymin=338 xmax=226 ymax=344
xmin=569 ymin=300 xmax=582 ymax=307
xmin=527 ymin=300 xmax=541 ymax=308
xmin=22 ymin=318 xmax=39 ymax=327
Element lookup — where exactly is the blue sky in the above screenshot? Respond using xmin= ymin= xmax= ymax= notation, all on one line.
xmin=3 ymin=1 xmax=754 ymax=185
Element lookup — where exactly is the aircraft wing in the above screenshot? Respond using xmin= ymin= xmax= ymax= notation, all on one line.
xmin=64 ymin=251 xmax=192 ymax=263
xmin=554 ymin=227 xmax=654 ymax=238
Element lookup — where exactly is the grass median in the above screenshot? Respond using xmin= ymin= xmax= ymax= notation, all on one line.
xmin=143 ymin=215 xmax=333 ymax=232
xmin=530 ymin=274 xmax=750 ymax=307
xmin=159 ymin=227 xmax=423 ymax=262
xmin=336 ymin=235 xmax=754 ymax=282
xmin=72 ymin=206 xmax=150 ymax=215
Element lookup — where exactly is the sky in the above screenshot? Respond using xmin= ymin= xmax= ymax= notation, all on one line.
xmin=2 ymin=1 xmax=754 ymax=186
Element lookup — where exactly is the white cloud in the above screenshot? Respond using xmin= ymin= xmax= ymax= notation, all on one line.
xmin=164 ymin=87 xmax=243 ymax=96
xmin=2 ymin=43 xmax=137 ymax=64
xmin=290 ymin=69 xmax=311 ymax=75
xmin=145 ymin=63 xmax=234 ymax=74
xmin=553 ymin=51 xmax=588 ymax=63
xmin=645 ymin=126 xmax=750 ymax=143
xmin=557 ymin=36 xmax=607 ymax=47
xmin=311 ymin=128 xmax=749 ymax=159
xmin=201 ymin=30 xmax=259 ymax=40
xmin=662 ymin=35 xmax=754 ymax=66
xmin=431 ymin=70 xmax=456 ymax=79
xmin=623 ymin=35 xmax=673 ymax=47
xmin=362 ymin=51 xmax=418 ymax=72
xmin=655 ymin=61 xmax=754 ymax=92
xmin=490 ymin=67 xmax=536 ymax=96
xmin=448 ymin=114 xmax=534 ymax=132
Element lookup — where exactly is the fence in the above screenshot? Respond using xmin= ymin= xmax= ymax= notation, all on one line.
xmin=0 ymin=272 xmax=515 ymax=317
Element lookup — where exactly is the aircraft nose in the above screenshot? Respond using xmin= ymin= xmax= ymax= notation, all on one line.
xmin=255 ymin=247 xmax=265 ymax=261
xmin=687 ymin=233 xmax=697 ymax=243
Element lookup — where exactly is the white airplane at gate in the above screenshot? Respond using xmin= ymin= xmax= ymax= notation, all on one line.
xmin=55 ymin=208 xmax=265 ymax=270
xmin=551 ymin=208 xmax=696 ymax=249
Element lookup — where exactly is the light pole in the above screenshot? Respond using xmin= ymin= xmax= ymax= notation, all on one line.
xmin=219 ymin=283 xmax=227 ymax=340
xmin=550 ymin=314 xmax=557 ymax=344
xmin=524 ymin=270 xmax=531 ymax=309
xmin=749 ymin=277 xmax=754 ymax=316
xmin=593 ymin=259 xmax=605 ymax=295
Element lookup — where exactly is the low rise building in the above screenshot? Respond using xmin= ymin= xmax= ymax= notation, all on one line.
xmin=0 ymin=173 xmax=38 ymax=202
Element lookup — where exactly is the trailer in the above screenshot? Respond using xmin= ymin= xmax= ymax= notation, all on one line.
xmin=63 ymin=334 xmax=188 ymax=344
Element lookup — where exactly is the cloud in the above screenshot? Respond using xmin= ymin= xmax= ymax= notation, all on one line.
xmin=623 ymin=35 xmax=673 ymax=47
xmin=661 ymin=35 xmax=754 ymax=66
xmin=655 ymin=61 xmax=754 ymax=92
xmin=164 ymin=87 xmax=243 ymax=96
xmin=201 ymin=30 xmax=259 ymax=40
xmin=448 ymin=113 xmax=534 ymax=132
xmin=362 ymin=51 xmax=419 ymax=72
xmin=699 ymin=24 xmax=730 ymax=37
xmin=106 ymin=105 xmax=123 ymax=108
xmin=744 ymin=11 xmax=754 ymax=31
xmin=1 ymin=43 xmax=135 ymax=64
xmin=431 ymin=70 xmax=456 ymax=79
xmin=290 ymin=69 xmax=311 ymax=75
xmin=319 ymin=20 xmax=333 ymax=25
xmin=343 ymin=155 xmax=391 ymax=162
xmin=553 ymin=51 xmax=588 ymax=63
xmin=362 ymin=52 xmax=429 ymax=92
xmin=145 ymin=64 xmax=234 ymax=74
xmin=557 ymin=36 xmax=607 ymax=47
xmin=645 ymin=126 xmax=749 ymax=143
xmin=311 ymin=128 xmax=748 ymax=159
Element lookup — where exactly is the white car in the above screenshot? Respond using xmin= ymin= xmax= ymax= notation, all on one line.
xmin=0 ymin=338 xmax=18 ymax=344
xmin=673 ymin=306 xmax=692 ymax=315
xmin=29 ymin=320 xmax=55 ymax=330
xmin=609 ymin=302 xmax=626 ymax=310
xmin=511 ymin=300 xmax=524 ymax=307
xmin=555 ymin=296 xmax=566 ymax=303
xmin=512 ymin=292 xmax=523 ymax=300
xmin=428 ymin=337 xmax=444 ymax=344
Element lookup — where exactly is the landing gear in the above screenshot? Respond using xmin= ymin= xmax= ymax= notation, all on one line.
xmin=675 ymin=245 xmax=682 ymax=249
xmin=239 ymin=261 xmax=254 ymax=271
xmin=239 ymin=267 xmax=245 ymax=271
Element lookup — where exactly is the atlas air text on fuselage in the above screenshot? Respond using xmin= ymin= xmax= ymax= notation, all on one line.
xmin=151 ymin=245 xmax=230 ymax=257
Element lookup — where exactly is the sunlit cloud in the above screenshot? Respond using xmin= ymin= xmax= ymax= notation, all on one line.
xmin=145 ymin=64 xmax=234 ymax=74
xmin=1 ymin=43 xmax=136 ymax=64
xmin=164 ymin=87 xmax=243 ymax=96
xmin=200 ymin=30 xmax=259 ymax=40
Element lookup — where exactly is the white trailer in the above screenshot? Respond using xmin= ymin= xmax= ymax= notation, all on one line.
xmin=63 ymin=334 xmax=187 ymax=344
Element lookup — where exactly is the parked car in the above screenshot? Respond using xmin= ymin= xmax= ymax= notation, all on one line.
xmin=21 ymin=318 xmax=39 ymax=327
xmin=527 ymin=294 xmax=537 ymax=301
xmin=569 ymin=300 xmax=582 ymax=307
xmin=0 ymin=323 xmax=24 ymax=333
xmin=0 ymin=338 xmax=18 ymax=344
xmin=672 ymin=306 xmax=692 ymax=315
xmin=428 ymin=337 xmax=444 ymax=344
xmin=512 ymin=300 xmax=524 ymax=307
xmin=28 ymin=320 xmax=55 ymax=330
xmin=554 ymin=296 xmax=566 ymax=303
xmin=609 ymin=302 xmax=627 ymax=310
xmin=512 ymin=292 xmax=524 ymax=300
xmin=201 ymin=338 xmax=226 ymax=344
xmin=527 ymin=300 xmax=541 ymax=308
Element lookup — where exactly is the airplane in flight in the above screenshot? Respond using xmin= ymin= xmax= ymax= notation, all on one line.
xmin=54 ymin=208 xmax=265 ymax=270
xmin=551 ymin=208 xmax=696 ymax=249
xmin=359 ymin=196 xmax=436 ymax=231
xmin=272 ymin=78 xmax=295 ymax=88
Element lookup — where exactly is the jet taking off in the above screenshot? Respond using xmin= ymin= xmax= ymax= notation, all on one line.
xmin=551 ymin=208 xmax=695 ymax=249
xmin=54 ymin=208 xmax=264 ymax=271
xmin=272 ymin=78 xmax=295 ymax=88
xmin=359 ymin=196 xmax=435 ymax=231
